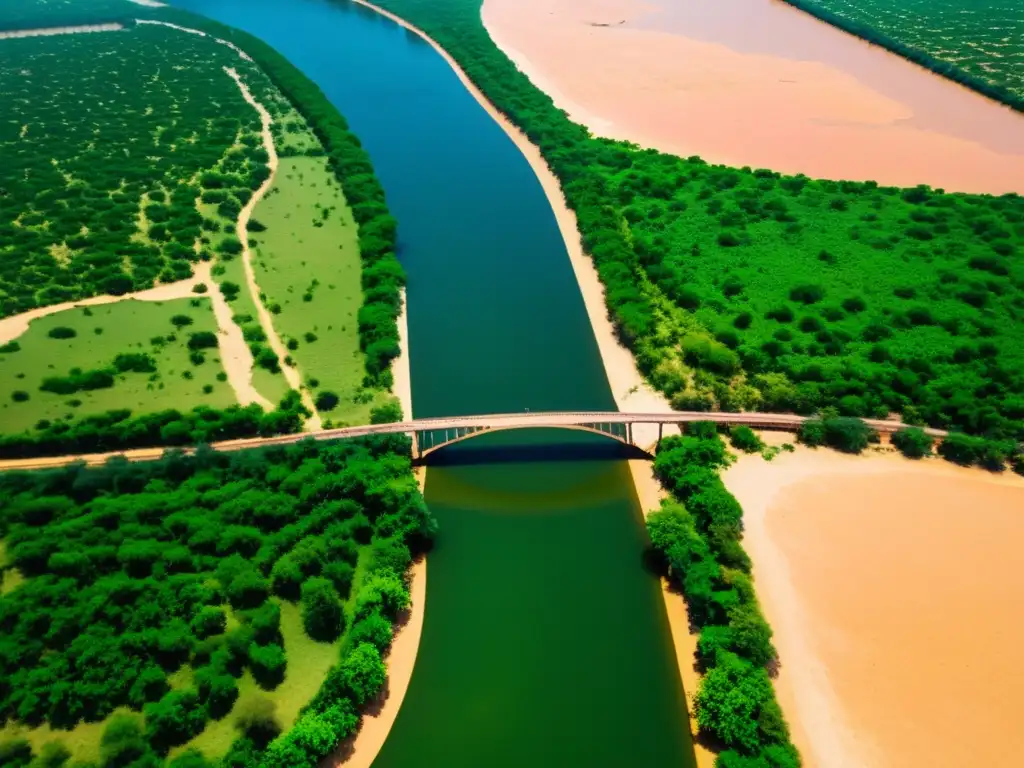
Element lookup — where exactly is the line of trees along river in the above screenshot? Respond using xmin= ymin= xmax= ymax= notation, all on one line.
xmin=177 ymin=0 xmax=698 ymax=766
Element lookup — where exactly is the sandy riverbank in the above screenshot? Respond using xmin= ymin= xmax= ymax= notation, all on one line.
xmin=0 ymin=23 xmax=122 ymax=39
xmin=482 ymin=0 xmax=1024 ymax=194
xmin=723 ymin=439 xmax=1024 ymax=767
xmin=335 ymin=557 xmax=427 ymax=768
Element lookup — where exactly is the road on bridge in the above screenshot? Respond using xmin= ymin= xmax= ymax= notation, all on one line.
xmin=0 ymin=410 xmax=942 ymax=471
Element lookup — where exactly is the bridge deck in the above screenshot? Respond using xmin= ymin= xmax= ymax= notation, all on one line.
xmin=0 ymin=411 xmax=945 ymax=471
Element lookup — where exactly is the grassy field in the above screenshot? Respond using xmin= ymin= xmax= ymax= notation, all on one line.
xmin=0 ymin=299 xmax=235 ymax=433
xmin=251 ymin=156 xmax=390 ymax=425
xmin=789 ymin=0 xmax=1023 ymax=100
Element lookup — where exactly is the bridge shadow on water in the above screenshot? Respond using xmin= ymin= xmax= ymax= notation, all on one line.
xmin=417 ymin=427 xmax=651 ymax=467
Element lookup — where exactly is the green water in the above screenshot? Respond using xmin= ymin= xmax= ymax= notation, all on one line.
xmin=174 ymin=1 xmax=696 ymax=764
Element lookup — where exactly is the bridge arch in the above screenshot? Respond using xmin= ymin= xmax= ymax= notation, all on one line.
xmin=412 ymin=422 xmax=654 ymax=460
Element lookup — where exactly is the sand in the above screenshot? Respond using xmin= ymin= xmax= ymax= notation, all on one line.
xmin=723 ymin=442 xmax=1024 ymax=767
xmin=482 ymin=0 xmax=1024 ymax=194
xmin=225 ymin=67 xmax=322 ymax=430
xmin=0 ymin=24 xmax=122 ymax=39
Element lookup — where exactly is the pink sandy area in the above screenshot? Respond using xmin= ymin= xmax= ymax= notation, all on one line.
xmin=482 ymin=0 xmax=1024 ymax=194
xmin=723 ymin=440 xmax=1024 ymax=767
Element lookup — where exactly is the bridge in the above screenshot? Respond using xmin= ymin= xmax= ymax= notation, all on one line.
xmin=0 ymin=411 xmax=946 ymax=471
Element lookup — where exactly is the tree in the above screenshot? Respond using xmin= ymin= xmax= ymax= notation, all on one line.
xmin=314 ymin=391 xmax=340 ymax=412
xmin=694 ymin=651 xmax=775 ymax=754
xmin=337 ymin=642 xmax=387 ymax=705
xmin=232 ymin=695 xmax=280 ymax=747
xmin=891 ymin=427 xmax=933 ymax=458
xmin=144 ymin=690 xmax=208 ymax=751
xmin=369 ymin=399 xmax=403 ymax=424
xmin=729 ymin=426 xmax=763 ymax=453
xmin=301 ymin=577 xmax=344 ymax=642
xmin=0 ymin=739 xmax=32 ymax=768
xmin=248 ymin=642 xmax=286 ymax=690
xmin=190 ymin=606 xmax=227 ymax=639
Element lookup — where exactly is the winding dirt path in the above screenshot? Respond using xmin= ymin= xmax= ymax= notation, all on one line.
xmin=225 ymin=67 xmax=322 ymax=431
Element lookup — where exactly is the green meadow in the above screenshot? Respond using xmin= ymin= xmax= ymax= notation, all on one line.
xmin=0 ymin=300 xmax=234 ymax=434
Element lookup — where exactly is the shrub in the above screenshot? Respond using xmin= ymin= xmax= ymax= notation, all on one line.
xmin=191 ymin=606 xmax=227 ymax=639
xmin=0 ymin=739 xmax=32 ymax=768
xmin=171 ymin=314 xmax=194 ymax=328
xmin=233 ymin=695 xmax=281 ymax=745
xmin=891 ymin=427 xmax=933 ymax=458
xmin=315 ymin=391 xmax=340 ymax=412
xmin=370 ymin=399 xmax=403 ymax=424
xmin=729 ymin=426 xmax=763 ymax=453
xmin=788 ymin=284 xmax=824 ymax=304
xmin=144 ymin=690 xmax=208 ymax=750
xmin=47 ymin=326 xmax=76 ymax=339
xmin=248 ymin=643 xmax=287 ymax=690
xmin=301 ymin=577 xmax=344 ymax=642
xmin=11 ymin=391 xmax=29 ymax=403
xmin=0 ymin=341 xmax=20 ymax=353
xmin=187 ymin=331 xmax=219 ymax=350
xmin=694 ymin=651 xmax=775 ymax=754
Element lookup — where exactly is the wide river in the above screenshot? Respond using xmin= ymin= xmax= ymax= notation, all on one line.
xmin=175 ymin=0 xmax=696 ymax=765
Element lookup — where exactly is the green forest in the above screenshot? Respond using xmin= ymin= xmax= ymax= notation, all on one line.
xmin=372 ymin=0 xmax=1024 ymax=444
xmin=1 ymin=6 xmax=407 ymax=450
xmin=0 ymin=0 xmax=154 ymax=31
xmin=782 ymin=0 xmax=1023 ymax=108
xmin=0 ymin=435 xmax=435 ymax=766
xmin=0 ymin=25 xmax=267 ymax=315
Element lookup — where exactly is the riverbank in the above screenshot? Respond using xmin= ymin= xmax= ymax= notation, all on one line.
xmin=481 ymin=0 xmax=1024 ymax=194
xmin=723 ymin=437 xmax=1024 ymax=766
xmin=0 ymin=23 xmax=123 ymax=39
xmin=337 ymin=556 xmax=427 ymax=768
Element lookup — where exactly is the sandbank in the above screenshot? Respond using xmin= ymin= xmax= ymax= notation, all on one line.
xmin=482 ymin=0 xmax=1024 ymax=194
xmin=723 ymin=442 xmax=1024 ymax=767
xmin=0 ymin=24 xmax=122 ymax=39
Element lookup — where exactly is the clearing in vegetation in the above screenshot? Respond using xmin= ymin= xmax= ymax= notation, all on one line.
xmin=250 ymin=156 xmax=393 ymax=426
xmin=0 ymin=435 xmax=435 ymax=766
xmin=782 ymin=0 xmax=1023 ymax=107
xmin=0 ymin=300 xmax=235 ymax=435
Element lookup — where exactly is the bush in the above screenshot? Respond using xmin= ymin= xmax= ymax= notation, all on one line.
xmin=891 ymin=427 xmax=933 ymax=458
xmin=694 ymin=651 xmax=776 ymax=754
xmin=369 ymin=399 xmax=403 ymax=424
xmin=0 ymin=739 xmax=32 ymax=768
xmin=248 ymin=643 xmax=287 ymax=690
xmin=144 ymin=690 xmax=208 ymax=751
xmin=187 ymin=331 xmax=218 ymax=350
xmin=314 ymin=391 xmax=340 ymax=412
xmin=190 ymin=606 xmax=227 ymax=639
xmin=11 ymin=391 xmax=29 ymax=403
xmin=799 ymin=417 xmax=874 ymax=453
xmin=233 ymin=695 xmax=281 ymax=745
xmin=47 ymin=326 xmax=76 ymax=339
xmin=729 ymin=426 xmax=763 ymax=453
xmin=301 ymin=577 xmax=344 ymax=642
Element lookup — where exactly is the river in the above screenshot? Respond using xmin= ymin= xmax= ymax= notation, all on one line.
xmin=173 ymin=0 xmax=696 ymax=765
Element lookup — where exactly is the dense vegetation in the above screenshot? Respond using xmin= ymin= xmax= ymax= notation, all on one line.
xmin=647 ymin=424 xmax=799 ymax=767
xmin=782 ymin=0 xmax=1024 ymax=109
xmin=0 ymin=24 xmax=268 ymax=315
xmin=0 ymin=435 xmax=435 ymax=765
xmin=372 ymin=0 xmax=1024 ymax=443
xmin=0 ymin=0 xmax=154 ymax=31
xmin=1 ymin=6 xmax=406 ymax=448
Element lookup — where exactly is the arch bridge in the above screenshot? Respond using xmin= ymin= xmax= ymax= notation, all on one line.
xmin=0 ymin=411 xmax=945 ymax=472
